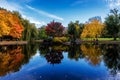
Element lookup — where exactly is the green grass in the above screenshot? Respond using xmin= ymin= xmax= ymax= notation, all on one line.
xmin=81 ymin=38 xmax=120 ymax=41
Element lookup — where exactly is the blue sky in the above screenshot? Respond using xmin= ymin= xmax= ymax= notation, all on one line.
xmin=0 ymin=0 xmax=120 ymax=27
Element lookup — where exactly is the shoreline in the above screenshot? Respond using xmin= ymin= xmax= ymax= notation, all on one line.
xmin=0 ymin=40 xmax=120 ymax=45
xmin=0 ymin=41 xmax=28 ymax=45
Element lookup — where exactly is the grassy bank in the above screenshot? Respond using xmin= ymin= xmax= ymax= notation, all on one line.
xmin=81 ymin=38 xmax=120 ymax=41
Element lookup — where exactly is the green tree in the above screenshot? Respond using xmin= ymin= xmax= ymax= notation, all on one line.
xmin=30 ymin=23 xmax=38 ymax=40
xmin=38 ymin=25 xmax=48 ymax=39
xmin=105 ymin=9 xmax=120 ymax=40
xmin=21 ymin=19 xmax=38 ymax=41
xmin=68 ymin=21 xmax=81 ymax=43
xmin=22 ymin=19 xmax=31 ymax=40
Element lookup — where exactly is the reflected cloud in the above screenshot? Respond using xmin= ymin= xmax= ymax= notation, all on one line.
xmin=27 ymin=63 xmax=47 ymax=71
xmin=33 ymin=51 xmax=40 ymax=57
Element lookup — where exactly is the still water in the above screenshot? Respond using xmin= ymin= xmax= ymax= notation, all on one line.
xmin=0 ymin=43 xmax=120 ymax=80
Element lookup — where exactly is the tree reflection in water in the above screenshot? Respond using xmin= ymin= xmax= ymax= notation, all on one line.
xmin=39 ymin=43 xmax=84 ymax=64
xmin=0 ymin=43 xmax=120 ymax=78
xmin=45 ymin=50 xmax=63 ymax=64
xmin=102 ymin=44 xmax=120 ymax=75
xmin=68 ymin=44 xmax=84 ymax=61
xmin=81 ymin=44 xmax=102 ymax=66
xmin=0 ymin=45 xmax=24 ymax=76
xmin=22 ymin=43 xmax=38 ymax=64
xmin=0 ymin=43 xmax=38 ymax=77
xmin=39 ymin=44 xmax=66 ymax=64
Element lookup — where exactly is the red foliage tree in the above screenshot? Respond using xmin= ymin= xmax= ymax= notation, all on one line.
xmin=45 ymin=21 xmax=64 ymax=37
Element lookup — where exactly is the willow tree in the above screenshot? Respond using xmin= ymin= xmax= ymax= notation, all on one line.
xmin=22 ymin=19 xmax=31 ymax=40
xmin=22 ymin=20 xmax=38 ymax=41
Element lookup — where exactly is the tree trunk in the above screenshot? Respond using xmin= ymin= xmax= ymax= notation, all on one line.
xmin=113 ymin=34 xmax=117 ymax=40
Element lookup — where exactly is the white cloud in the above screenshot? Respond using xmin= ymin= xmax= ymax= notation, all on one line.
xmin=71 ymin=0 xmax=84 ymax=6
xmin=26 ymin=5 xmax=64 ymax=21
xmin=106 ymin=0 xmax=120 ymax=9
xmin=0 ymin=0 xmax=23 ymax=12
xmin=22 ymin=14 xmax=46 ymax=28
xmin=0 ymin=0 xmax=46 ymax=28
xmin=24 ymin=0 xmax=33 ymax=3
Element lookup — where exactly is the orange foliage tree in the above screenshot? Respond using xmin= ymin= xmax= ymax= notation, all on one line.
xmin=0 ymin=8 xmax=24 ymax=39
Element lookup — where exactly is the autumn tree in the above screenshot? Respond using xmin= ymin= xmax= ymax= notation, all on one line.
xmin=12 ymin=11 xmax=39 ymax=41
xmin=81 ymin=19 xmax=104 ymax=38
xmin=104 ymin=9 xmax=120 ymax=40
xmin=0 ymin=9 xmax=12 ymax=37
xmin=9 ymin=13 xmax=24 ymax=38
xmin=0 ymin=8 xmax=24 ymax=39
xmin=45 ymin=21 xmax=64 ymax=38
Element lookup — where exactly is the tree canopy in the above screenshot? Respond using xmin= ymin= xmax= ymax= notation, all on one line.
xmin=104 ymin=8 xmax=120 ymax=40
xmin=45 ymin=21 xmax=64 ymax=37
xmin=81 ymin=19 xmax=104 ymax=38
xmin=0 ymin=9 xmax=24 ymax=39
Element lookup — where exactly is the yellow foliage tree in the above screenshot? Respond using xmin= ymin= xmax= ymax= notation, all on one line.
xmin=81 ymin=20 xmax=104 ymax=38
xmin=0 ymin=10 xmax=11 ymax=37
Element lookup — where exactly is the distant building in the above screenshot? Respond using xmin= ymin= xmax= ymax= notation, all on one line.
xmin=88 ymin=16 xmax=102 ymax=22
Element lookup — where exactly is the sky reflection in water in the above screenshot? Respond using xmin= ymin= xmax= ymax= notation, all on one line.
xmin=0 ymin=43 xmax=120 ymax=80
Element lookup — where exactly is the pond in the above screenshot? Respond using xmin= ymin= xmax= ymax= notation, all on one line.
xmin=0 ymin=43 xmax=120 ymax=80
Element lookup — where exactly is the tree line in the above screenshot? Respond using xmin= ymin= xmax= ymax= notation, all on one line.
xmin=0 ymin=8 xmax=120 ymax=41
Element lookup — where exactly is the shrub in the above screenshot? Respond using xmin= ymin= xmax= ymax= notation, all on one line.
xmin=53 ymin=37 xmax=68 ymax=43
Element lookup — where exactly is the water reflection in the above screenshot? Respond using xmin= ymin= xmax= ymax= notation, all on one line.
xmin=102 ymin=44 xmax=120 ymax=75
xmin=22 ymin=43 xmax=38 ymax=64
xmin=0 ymin=43 xmax=120 ymax=79
xmin=68 ymin=44 xmax=84 ymax=61
xmin=0 ymin=46 xmax=24 ymax=76
xmin=81 ymin=44 xmax=102 ymax=66
xmin=0 ymin=43 xmax=38 ymax=77
xmin=39 ymin=45 xmax=66 ymax=64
